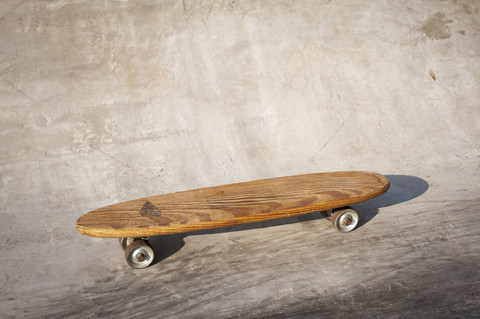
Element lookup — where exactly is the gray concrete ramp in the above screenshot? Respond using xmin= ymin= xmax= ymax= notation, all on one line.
xmin=1 ymin=1 xmax=479 ymax=317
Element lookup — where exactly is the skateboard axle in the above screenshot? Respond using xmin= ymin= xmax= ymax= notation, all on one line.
xmin=344 ymin=217 xmax=352 ymax=226
xmin=136 ymin=253 xmax=146 ymax=262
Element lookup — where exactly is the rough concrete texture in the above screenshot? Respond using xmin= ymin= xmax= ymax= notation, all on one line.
xmin=1 ymin=0 xmax=479 ymax=318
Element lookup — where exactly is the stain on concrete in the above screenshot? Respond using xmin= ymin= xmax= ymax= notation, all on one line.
xmin=458 ymin=3 xmax=472 ymax=15
xmin=419 ymin=13 xmax=453 ymax=40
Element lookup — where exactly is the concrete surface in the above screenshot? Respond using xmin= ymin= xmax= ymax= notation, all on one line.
xmin=1 ymin=0 xmax=479 ymax=318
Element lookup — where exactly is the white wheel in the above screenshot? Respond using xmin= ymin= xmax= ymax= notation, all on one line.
xmin=331 ymin=207 xmax=359 ymax=233
xmin=125 ymin=239 xmax=154 ymax=269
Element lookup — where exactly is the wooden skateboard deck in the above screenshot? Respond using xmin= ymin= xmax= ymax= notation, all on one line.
xmin=76 ymin=171 xmax=389 ymax=268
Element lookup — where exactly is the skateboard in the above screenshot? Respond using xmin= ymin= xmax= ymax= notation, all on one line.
xmin=76 ymin=171 xmax=390 ymax=268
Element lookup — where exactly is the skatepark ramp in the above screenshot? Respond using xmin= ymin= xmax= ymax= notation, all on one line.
xmin=1 ymin=1 xmax=479 ymax=317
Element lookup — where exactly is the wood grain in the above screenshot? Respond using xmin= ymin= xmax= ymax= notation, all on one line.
xmin=75 ymin=171 xmax=390 ymax=238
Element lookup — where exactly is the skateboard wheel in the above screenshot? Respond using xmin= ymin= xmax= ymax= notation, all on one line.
xmin=125 ymin=239 xmax=154 ymax=269
xmin=119 ymin=237 xmax=135 ymax=251
xmin=331 ymin=207 xmax=359 ymax=233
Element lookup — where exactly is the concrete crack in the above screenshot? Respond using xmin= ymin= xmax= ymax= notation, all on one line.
xmin=89 ymin=144 xmax=128 ymax=166
xmin=89 ymin=144 xmax=156 ymax=182
xmin=311 ymin=122 xmax=344 ymax=162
